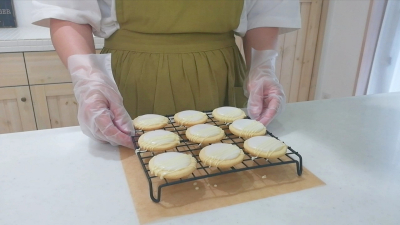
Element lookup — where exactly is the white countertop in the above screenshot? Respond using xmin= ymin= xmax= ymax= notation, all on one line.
xmin=1 ymin=92 xmax=400 ymax=225
xmin=0 ymin=26 xmax=104 ymax=53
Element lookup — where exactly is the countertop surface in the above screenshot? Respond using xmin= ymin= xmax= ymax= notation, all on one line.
xmin=0 ymin=26 xmax=104 ymax=53
xmin=1 ymin=92 xmax=400 ymax=225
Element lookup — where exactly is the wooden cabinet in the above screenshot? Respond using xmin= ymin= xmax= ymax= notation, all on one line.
xmin=0 ymin=53 xmax=35 ymax=134
xmin=24 ymin=52 xmax=79 ymax=130
xmin=0 ymin=86 xmax=36 ymax=134
xmin=31 ymin=83 xmax=78 ymax=130
xmin=0 ymin=52 xmax=79 ymax=133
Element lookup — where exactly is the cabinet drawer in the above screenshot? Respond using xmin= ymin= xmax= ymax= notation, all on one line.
xmin=25 ymin=51 xmax=71 ymax=85
xmin=0 ymin=53 xmax=28 ymax=87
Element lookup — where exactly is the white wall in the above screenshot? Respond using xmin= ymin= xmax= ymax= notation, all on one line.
xmin=315 ymin=0 xmax=371 ymax=100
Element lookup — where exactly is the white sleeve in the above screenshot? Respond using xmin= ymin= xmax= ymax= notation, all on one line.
xmin=235 ymin=0 xmax=302 ymax=37
xmin=32 ymin=0 xmax=118 ymax=38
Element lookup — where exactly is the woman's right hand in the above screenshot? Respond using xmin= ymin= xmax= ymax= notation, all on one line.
xmin=68 ymin=54 xmax=134 ymax=149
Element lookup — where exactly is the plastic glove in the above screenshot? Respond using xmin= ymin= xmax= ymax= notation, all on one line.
xmin=68 ymin=54 xmax=134 ymax=148
xmin=244 ymin=49 xmax=285 ymax=126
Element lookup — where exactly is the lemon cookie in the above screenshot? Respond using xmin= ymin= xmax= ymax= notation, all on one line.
xmin=133 ymin=114 xmax=169 ymax=131
xmin=138 ymin=130 xmax=180 ymax=152
xmin=149 ymin=152 xmax=197 ymax=179
xmin=174 ymin=110 xmax=207 ymax=127
xmin=212 ymin=106 xmax=246 ymax=123
xmin=186 ymin=124 xmax=225 ymax=145
xmin=229 ymin=119 xmax=266 ymax=139
xmin=199 ymin=143 xmax=244 ymax=168
xmin=244 ymin=136 xmax=287 ymax=159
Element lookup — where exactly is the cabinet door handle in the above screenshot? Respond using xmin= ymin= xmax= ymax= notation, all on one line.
xmin=21 ymin=97 xmax=27 ymax=102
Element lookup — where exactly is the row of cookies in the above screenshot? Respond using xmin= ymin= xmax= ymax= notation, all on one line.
xmin=136 ymin=118 xmax=268 ymax=151
xmin=136 ymin=126 xmax=286 ymax=158
xmin=148 ymin=135 xmax=288 ymax=180
xmin=133 ymin=106 xmax=247 ymax=131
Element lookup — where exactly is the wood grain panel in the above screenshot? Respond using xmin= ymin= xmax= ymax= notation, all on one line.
xmin=0 ymin=86 xmax=36 ymax=133
xmin=298 ymin=0 xmax=323 ymax=101
xmin=0 ymin=99 xmax=23 ymax=133
xmin=30 ymin=85 xmax=50 ymax=129
xmin=308 ymin=0 xmax=330 ymax=100
xmin=0 ymin=53 xmax=28 ymax=87
xmin=0 ymin=101 xmax=9 ymax=133
xmin=279 ymin=30 xmax=298 ymax=98
xmin=275 ymin=35 xmax=286 ymax=80
xmin=3 ymin=99 xmax=23 ymax=132
xmin=48 ymin=95 xmax=78 ymax=128
xmin=31 ymin=83 xmax=78 ymax=129
xmin=289 ymin=2 xmax=311 ymax=102
xmin=25 ymin=51 xmax=71 ymax=85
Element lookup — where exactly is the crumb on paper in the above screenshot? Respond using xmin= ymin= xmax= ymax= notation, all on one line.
xmin=193 ymin=182 xmax=197 ymax=186
xmin=262 ymin=175 xmax=267 ymax=179
xmin=214 ymin=184 xmax=218 ymax=187
xmin=195 ymin=187 xmax=199 ymax=190
xmin=207 ymin=183 xmax=211 ymax=187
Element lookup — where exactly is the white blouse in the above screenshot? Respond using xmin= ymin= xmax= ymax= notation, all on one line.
xmin=32 ymin=0 xmax=301 ymax=38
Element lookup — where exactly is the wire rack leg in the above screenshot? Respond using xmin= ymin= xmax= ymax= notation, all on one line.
xmin=148 ymin=180 xmax=161 ymax=203
xmin=297 ymin=154 xmax=303 ymax=176
xmin=295 ymin=161 xmax=302 ymax=176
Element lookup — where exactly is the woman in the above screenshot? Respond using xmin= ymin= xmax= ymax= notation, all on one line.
xmin=32 ymin=0 xmax=301 ymax=148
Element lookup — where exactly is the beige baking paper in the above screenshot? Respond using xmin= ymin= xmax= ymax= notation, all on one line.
xmin=119 ymin=146 xmax=325 ymax=224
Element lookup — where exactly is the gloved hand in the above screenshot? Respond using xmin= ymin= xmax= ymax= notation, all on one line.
xmin=244 ymin=49 xmax=285 ymax=126
xmin=68 ymin=54 xmax=134 ymax=148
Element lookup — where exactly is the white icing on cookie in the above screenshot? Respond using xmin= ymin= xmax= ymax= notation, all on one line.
xmin=203 ymin=143 xmax=240 ymax=160
xmin=140 ymin=130 xmax=180 ymax=150
xmin=231 ymin=119 xmax=265 ymax=137
xmin=152 ymin=152 xmax=193 ymax=179
xmin=216 ymin=107 xmax=243 ymax=118
xmin=213 ymin=106 xmax=245 ymax=123
xmin=175 ymin=110 xmax=206 ymax=125
xmin=134 ymin=114 xmax=167 ymax=127
xmin=187 ymin=124 xmax=222 ymax=138
xmin=246 ymin=136 xmax=286 ymax=158
xmin=202 ymin=143 xmax=242 ymax=167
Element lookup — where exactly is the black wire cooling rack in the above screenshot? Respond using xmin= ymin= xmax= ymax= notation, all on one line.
xmin=131 ymin=112 xmax=303 ymax=203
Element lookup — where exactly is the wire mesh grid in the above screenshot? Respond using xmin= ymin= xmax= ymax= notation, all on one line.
xmin=131 ymin=112 xmax=303 ymax=203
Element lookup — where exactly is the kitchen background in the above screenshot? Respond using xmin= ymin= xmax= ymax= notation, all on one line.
xmin=0 ymin=0 xmax=398 ymax=134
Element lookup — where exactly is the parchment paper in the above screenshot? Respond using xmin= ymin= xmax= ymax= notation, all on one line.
xmin=119 ymin=146 xmax=325 ymax=224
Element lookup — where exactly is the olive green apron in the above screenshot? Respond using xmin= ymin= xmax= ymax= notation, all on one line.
xmin=102 ymin=0 xmax=247 ymax=118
